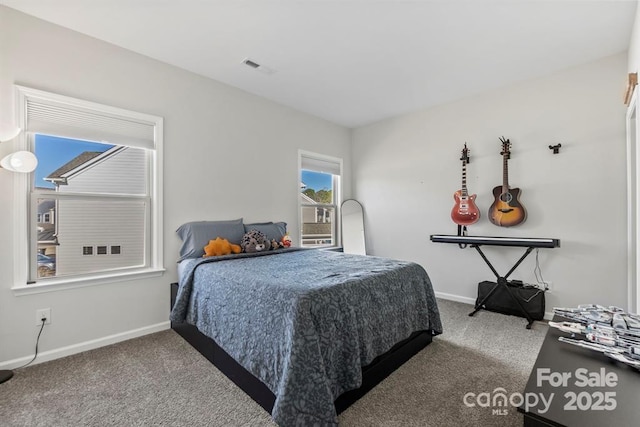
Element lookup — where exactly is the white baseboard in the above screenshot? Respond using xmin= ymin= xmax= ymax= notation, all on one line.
xmin=0 ymin=321 xmax=170 ymax=370
xmin=434 ymin=291 xmax=476 ymax=306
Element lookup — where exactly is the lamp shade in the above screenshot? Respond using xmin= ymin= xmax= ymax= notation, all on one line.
xmin=0 ymin=128 xmax=22 ymax=143
xmin=1 ymin=151 xmax=38 ymax=173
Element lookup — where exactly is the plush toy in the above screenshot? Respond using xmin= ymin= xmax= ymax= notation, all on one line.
xmin=270 ymin=239 xmax=283 ymax=250
xmin=203 ymin=237 xmax=242 ymax=257
xmin=241 ymin=230 xmax=271 ymax=253
xmin=281 ymin=233 xmax=292 ymax=248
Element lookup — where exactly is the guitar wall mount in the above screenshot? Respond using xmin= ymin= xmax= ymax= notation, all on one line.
xmin=457 ymin=224 xmax=468 ymax=249
xmin=549 ymin=143 xmax=561 ymax=154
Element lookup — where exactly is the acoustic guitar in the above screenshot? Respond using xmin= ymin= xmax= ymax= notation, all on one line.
xmin=488 ymin=137 xmax=527 ymax=227
xmin=451 ymin=144 xmax=480 ymax=226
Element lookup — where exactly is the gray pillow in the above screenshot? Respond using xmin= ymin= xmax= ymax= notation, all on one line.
xmin=244 ymin=221 xmax=287 ymax=242
xmin=176 ymin=219 xmax=244 ymax=261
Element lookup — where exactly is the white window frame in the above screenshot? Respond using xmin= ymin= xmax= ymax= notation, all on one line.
xmin=298 ymin=150 xmax=343 ymax=248
xmin=11 ymin=86 xmax=164 ymax=296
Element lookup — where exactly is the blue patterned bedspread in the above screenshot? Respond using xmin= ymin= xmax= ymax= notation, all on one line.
xmin=170 ymin=248 xmax=442 ymax=426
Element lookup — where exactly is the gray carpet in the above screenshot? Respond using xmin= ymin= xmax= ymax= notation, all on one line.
xmin=0 ymin=299 xmax=547 ymax=426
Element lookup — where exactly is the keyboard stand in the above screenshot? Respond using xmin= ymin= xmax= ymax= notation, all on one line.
xmin=430 ymin=234 xmax=560 ymax=329
xmin=470 ymin=245 xmax=536 ymax=328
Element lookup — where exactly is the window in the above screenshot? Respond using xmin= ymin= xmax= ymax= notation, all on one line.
xmin=12 ymin=85 xmax=164 ymax=292
xmin=299 ymin=151 xmax=342 ymax=248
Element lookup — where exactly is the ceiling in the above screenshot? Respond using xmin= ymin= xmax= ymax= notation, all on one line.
xmin=1 ymin=0 xmax=637 ymax=128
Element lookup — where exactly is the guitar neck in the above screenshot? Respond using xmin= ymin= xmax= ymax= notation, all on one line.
xmin=461 ymin=160 xmax=468 ymax=197
xmin=502 ymin=153 xmax=509 ymax=192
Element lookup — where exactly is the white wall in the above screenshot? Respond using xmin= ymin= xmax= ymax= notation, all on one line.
xmin=0 ymin=6 xmax=351 ymax=367
xmin=626 ymin=0 xmax=640 ymax=315
xmin=352 ymin=53 xmax=628 ymax=312
xmin=628 ymin=2 xmax=640 ymax=74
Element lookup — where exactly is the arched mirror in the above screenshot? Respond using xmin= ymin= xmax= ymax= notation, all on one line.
xmin=341 ymin=199 xmax=366 ymax=255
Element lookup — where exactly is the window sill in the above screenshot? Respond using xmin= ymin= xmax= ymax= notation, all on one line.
xmin=11 ymin=268 xmax=166 ymax=296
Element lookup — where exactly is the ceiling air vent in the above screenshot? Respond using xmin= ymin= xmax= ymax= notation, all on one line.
xmin=242 ymin=58 xmax=276 ymax=75
xmin=243 ymin=59 xmax=260 ymax=69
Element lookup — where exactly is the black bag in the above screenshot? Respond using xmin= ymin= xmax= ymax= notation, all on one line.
xmin=476 ymin=281 xmax=545 ymax=320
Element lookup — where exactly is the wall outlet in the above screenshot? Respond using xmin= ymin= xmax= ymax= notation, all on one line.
xmin=36 ymin=308 xmax=51 ymax=326
xmin=544 ymin=281 xmax=552 ymax=292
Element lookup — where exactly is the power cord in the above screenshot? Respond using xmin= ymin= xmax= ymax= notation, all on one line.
xmin=510 ymin=248 xmax=548 ymax=303
xmin=533 ymin=248 xmax=549 ymax=291
xmin=14 ymin=318 xmax=46 ymax=370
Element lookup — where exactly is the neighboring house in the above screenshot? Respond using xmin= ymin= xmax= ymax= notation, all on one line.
xmin=300 ymin=185 xmax=332 ymax=246
xmin=43 ymin=145 xmax=147 ymax=277
xmin=36 ymin=196 xmax=58 ymax=257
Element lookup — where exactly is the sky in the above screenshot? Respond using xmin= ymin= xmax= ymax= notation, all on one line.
xmin=34 ymin=135 xmax=113 ymax=189
xmin=301 ymin=170 xmax=332 ymax=192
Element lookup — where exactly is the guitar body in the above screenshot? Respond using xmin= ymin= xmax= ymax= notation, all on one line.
xmin=451 ymin=190 xmax=480 ymax=225
xmin=488 ymin=185 xmax=526 ymax=227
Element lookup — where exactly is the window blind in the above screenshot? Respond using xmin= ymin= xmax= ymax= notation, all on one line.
xmin=24 ymin=95 xmax=156 ymax=150
xmin=300 ymin=155 xmax=341 ymax=175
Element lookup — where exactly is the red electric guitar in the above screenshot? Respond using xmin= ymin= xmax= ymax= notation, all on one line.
xmin=451 ymin=144 xmax=480 ymax=226
xmin=488 ymin=137 xmax=527 ymax=227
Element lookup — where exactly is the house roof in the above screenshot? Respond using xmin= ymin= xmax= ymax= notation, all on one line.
xmin=44 ymin=151 xmax=104 ymax=185
xmin=44 ymin=146 xmax=123 ymax=186
xmin=37 ymin=228 xmax=58 ymax=244
xmin=300 ymin=192 xmax=317 ymax=204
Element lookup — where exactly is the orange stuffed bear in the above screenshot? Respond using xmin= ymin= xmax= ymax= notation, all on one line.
xmin=203 ymin=237 xmax=242 ymax=257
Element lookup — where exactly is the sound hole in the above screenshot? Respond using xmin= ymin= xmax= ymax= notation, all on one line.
xmin=499 ymin=192 xmax=512 ymax=203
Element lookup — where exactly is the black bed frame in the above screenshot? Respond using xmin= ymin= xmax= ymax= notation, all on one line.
xmin=170 ymin=282 xmax=434 ymax=415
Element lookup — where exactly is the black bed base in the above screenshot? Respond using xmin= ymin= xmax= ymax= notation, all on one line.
xmin=170 ymin=283 xmax=433 ymax=415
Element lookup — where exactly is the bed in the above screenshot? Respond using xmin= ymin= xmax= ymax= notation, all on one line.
xmin=169 ymin=221 xmax=442 ymax=426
